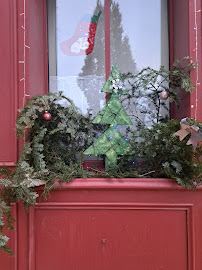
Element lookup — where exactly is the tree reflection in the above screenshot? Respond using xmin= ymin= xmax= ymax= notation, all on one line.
xmin=77 ymin=0 xmax=137 ymax=116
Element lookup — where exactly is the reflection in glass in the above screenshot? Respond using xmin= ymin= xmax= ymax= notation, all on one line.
xmin=48 ymin=0 xmax=169 ymax=120
xmin=48 ymin=0 xmax=105 ymax=115
xmin=110 ymin=0 xmax=169 ymax=128
xmin=110 ymin=0 xmax=169 ymax=71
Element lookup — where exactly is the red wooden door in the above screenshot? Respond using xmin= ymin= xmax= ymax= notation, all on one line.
xmin=2 ymin=179 xmax=202 ymax=270
xmin=27 ymin=179 xmax=202 ymax=270
xmin=0 ymin=0 xmax=202 ymax=269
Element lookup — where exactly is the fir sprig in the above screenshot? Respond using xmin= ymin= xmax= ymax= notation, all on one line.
xmin=122 ymin=57 xmax=196 ymax=130
xmin=0 ymin=59 xmax=200 ymax=255
xmin=120 ymin=120 xmax=202 ymax=188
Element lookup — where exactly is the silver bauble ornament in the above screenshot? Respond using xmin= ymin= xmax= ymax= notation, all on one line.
xmin=160 ymin=90 xmax=169 ymax=100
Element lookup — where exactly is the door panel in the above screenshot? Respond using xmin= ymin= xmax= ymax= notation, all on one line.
xmin=31 ymin=203 xmax=188 ymax=270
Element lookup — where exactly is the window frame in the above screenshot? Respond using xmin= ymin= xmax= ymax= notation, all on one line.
xmin=25 ymin=0 xmax=202 ymax=121
xmin=14 ymin=0 xmax=202 ymax=163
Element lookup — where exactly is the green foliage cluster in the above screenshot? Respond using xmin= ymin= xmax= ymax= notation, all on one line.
xmin=119 ymin=120 xmax=202 ymax=189
xmin=15 ymin=92 xmax=102 ymax=183
xmin=0 ymin=180 xmax=14 ymax=255
xmin=122 ymin=57 xmax=197 ymax=130
xmin=0 ymin=166 xmax=38 ymax=255
xmin=0 ymin=59 xmax=201 ymax=254
xmin=0 ymin=92 xmax=97 ymax=254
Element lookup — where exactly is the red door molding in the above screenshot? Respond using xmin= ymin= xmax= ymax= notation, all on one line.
xmin=0 ymin=204 xmax=17 ymax=270
xmin=0 ymin=0 xmax=18 ymax=166
xmin=24 ymin=178 xmax=201 ymax=270
xmin=170 ymin=0 xmax=202 ymax=121
xmin=189 ymin=0 xmax=202 ymax=121
xmin=1 ymin=179 xmax=202 ymax=270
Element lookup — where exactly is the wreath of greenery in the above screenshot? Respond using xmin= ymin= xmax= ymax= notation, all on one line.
xmin=0 ymin=58 xmax=201 ymax=254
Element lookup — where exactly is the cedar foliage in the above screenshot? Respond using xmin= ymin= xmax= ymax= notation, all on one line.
xmin=122 ymin=57 xmax=197 ymax=131
xmin=0 ymin=59 xmax=201 ymax=254
xmin=119 ymin=120 xmax=202 ymax=189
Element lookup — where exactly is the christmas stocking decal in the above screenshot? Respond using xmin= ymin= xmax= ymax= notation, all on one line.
xmin=60 ymin=11 xmax=101 ymax=56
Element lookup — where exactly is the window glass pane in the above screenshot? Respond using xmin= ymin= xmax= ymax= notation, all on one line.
xmin=110 ymin=0 xmax=169 ymax=128
xmin=48 ymin=0 xmax=105 ymax=116
xmin=110 ymin=0 xmax=169 ymax=72
xmin=48 ymin=0 xmax=169 ymax=122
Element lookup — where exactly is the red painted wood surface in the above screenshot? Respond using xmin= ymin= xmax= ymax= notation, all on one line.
xmin=0 ymin=0 xmax=48 ymax=164
xmin=105 ymin=0 xmax=111 ymax=80
xmin=17 ymin=0 xmax=48 ymax=157
xmin=170 ymin=0 xmax=191 ymax=120
xmin=189 ymin=0 xmax=202 ymax=121
xmin=170 ymin=0 xmax=202 ymax=121
xmin=1 ymin=179 xmax=202 ymax=270
xmin=18 ymin=0 xmax=48 ymax=104
xmin=105 ymin=0 xmax=111 ymax=103
xmin=33 ymin=208 xmax=187 ymax=270
xmin=29 ymin=179 xmax=202 ymax=270
xmin=27 ymin=0 xmax=48 ymax=97
xmin=83 ymin=160 xmax=105 ymax=171
xmin=0 ymin=204 xmax=17 ymax=270
xmin=0 ymin=0 xmax=18 ymax=167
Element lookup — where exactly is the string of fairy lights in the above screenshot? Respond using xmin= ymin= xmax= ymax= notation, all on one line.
xmin=192 ymin=0 xmax=201 ymax=120
xmin=19 ymin=0 xmax=30 ymax=107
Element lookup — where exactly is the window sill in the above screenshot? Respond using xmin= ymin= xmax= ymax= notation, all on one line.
xmin=37 ymin=178 xmax=200 ymax=191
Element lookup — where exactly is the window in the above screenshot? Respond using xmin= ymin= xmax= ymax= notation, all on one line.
xmin=48 ymin=0 xmax=169 ymax=117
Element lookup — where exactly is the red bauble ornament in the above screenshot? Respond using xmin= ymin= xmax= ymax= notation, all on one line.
xmin=43 ymin=111 xmax=51 ymax=121
xmin=160 ymin=90 xmax=169 ymax=100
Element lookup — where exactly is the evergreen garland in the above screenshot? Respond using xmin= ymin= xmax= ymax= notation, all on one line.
xmin=119 ymin=120 xmax=202 ymax=189
xmin=122 ymin=57 xmax=197 ymax=130
xmin=0 ymin=59 xmax=201 ymax=254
